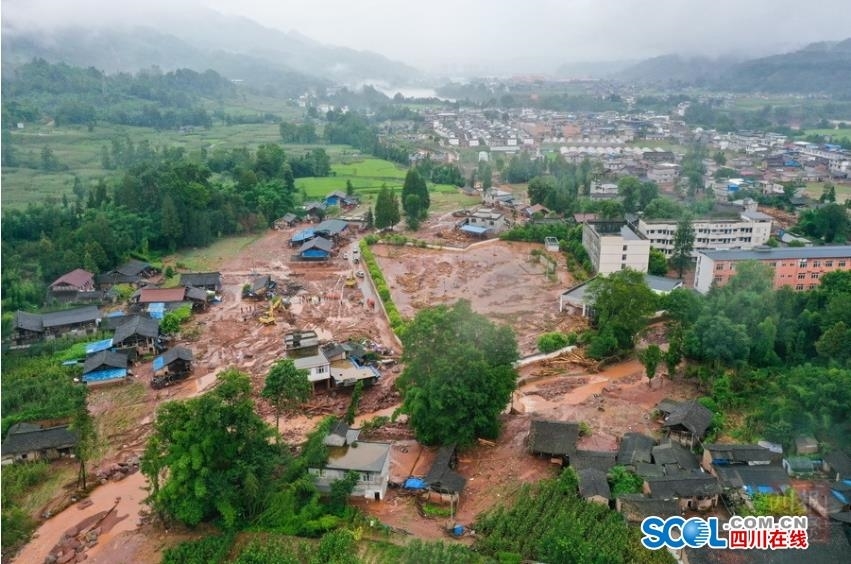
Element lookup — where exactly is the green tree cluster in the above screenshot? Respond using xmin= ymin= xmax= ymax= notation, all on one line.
xmin=142 ymin=369 xmax=279 ymax=528
xmin=397 ymin=301 xmax=519 ymax=445
xmin=586 ymin=269 xmax=658 ymax=359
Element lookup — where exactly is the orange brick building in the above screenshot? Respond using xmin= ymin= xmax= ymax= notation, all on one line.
xmin=694 ymin=246 xmax=851 ymax=294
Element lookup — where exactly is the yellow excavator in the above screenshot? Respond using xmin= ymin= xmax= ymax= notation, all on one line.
xmin=345 ymin=271 xmax=357 ymax=288
xmin=259 ymin=295 xmax=283 ymax=325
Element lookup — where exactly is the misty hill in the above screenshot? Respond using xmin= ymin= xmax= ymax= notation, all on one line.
xmin=1 ymin=5 xmax=419 ymax=92
xmin=718 ymin=38 xmax=851 ymax=94
xmin=614 ymin=54 xmax=738 ymax=85
xmin=609 ymin=39 xmax=851 ymax=95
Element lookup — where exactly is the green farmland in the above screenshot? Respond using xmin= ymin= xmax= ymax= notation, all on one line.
xmin=0 ymin=119 xmax=358 ymax=208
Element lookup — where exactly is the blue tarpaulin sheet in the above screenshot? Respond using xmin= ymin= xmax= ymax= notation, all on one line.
xmin=833 ymin=490 xmax=849 ymax=504
xmin=148 ymin=303 xmax=165 ymax=319
xmin=291 ymin=229 xmax=315 ymax=243
xmin=106 ymin=311 xmax=126 ymax=317
xmin=85 ymin=338 xmax=113 ymax=355
xmin=403 ymin=478 xmax=426 ymax=490
xmin=461 ymin=224 xmax=489 ymax=235
xmin=152 ymin=355 xmax=165 ymax=371
xmin=83 ymin=368 xmax=127 ymax=383
xmin=301 ymin=249 xmax=329 ymax=258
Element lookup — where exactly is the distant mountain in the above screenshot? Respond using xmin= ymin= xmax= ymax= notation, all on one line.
xmin=606 ymin=39 xmax=851 ymax=95
xmin=1 ymin=6 xmax=420 ymax=93
xmin=718 ymin=38 xmax=851 ymax=94
xmin=554 ymin=60 xmax=636 ymax=79
xmin=614 ymin=55 xmax=739 ymax=85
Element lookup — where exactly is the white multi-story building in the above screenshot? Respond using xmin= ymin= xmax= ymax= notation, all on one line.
xmin=582 ymin=221 xmax=650 ymax=275
xmin=637 ymin=211 xmax=772 ymax=257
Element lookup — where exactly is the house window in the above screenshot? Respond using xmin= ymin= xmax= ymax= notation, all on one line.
xmin=813 ymin=260 xmax=821 ymax=267
xmin=797 ymin=273 xmax=806 ymax=280
xmin=840 ymin=261 xmax=847 ymax=268
xmin=795 ymin=284 xmax=804 ymax=290
xmin=622 ymin=255 xmax=627 ymax=261
xmin=623 ymin=245 xmax=628 ymax=251
xmin=811 ymin=272 xmax=819 ymax=279
xmin=770 ymin=262 xmax=777 ymax=267
xmin=799 ymin=259 xmax=807 ymax=268
xmin=826 ymin=260 xmax=833 ymax=267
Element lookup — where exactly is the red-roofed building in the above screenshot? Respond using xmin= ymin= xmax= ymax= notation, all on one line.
xmin=50 ymin=269 xmax=95 ymax=293
xmin=135 ymin=287 xmax=187 ymax=304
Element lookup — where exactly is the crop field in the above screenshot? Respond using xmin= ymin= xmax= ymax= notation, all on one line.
xmin=802 ymin=128 xmax=851 ymax=138
xmin=803 ymin=181 xmax=851 ymax=202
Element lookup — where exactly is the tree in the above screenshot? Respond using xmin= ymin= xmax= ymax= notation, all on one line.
xmin=712 ymin=151 xmax=726 ymax=166
xmin=142 ymin=369 xmax=279 ymax=528
xmin=345 ymin=381 xmax=364 ymax=425
xmin=160 ymin=194 xmax=183 ymax=251
xmin=402 ymin=169 xmax=429 ymax=218
xmin=374 ymin=185 xmax=400 ymax=229
xmin=404 ymin=194 xmax=422 ymax=230
xmin=670 ymin=215 xmax=695 ymax=278
xmin=637 ymin=345 xmax=662 ymax=387
xmin=72 ymin=403 xmax=97 ymax=490
xmin=617 ymin=176 xmax=641 ymax=213
xmin=528 ymin=176 xmax=555 ymax=205
xmin=586 ymin=269 xmax=658 ymax=353
xmin=345 ymin=179 xmax=354 ymax=196
xmin=262 ymin=359 xmax=312 ymax=440
xmin=648 ymin=248 xmax=668 ymax=276
xmin=364 ymin=207 xmax=374 ymax=229
xmin=397 ymin=300 xmax=519 ymax=445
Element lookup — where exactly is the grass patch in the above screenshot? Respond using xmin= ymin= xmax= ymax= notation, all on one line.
xmin=800 ymin=127 xmax=851 ymax=137
xmin=802 ymin=181 xmax=851 ymax=202
xmin=421 ymin=503 xmax=454 ymax=518
xmin=92 ymin=381 xmax=148 ymax=459
xmin=166 ymin=233 xmax=262 ymax=272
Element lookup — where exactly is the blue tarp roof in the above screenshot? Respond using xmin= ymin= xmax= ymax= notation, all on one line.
xmin=147 ymin=303 xmax=165 ymax=319
xmin=403 ymin=477 xmax=427 ymax=490
xmin=291 ymin=229 xmax=316 ymax=243
xmin=106 ymin=311 xmax=126 ymax=318
xmin=744 ymin=485 xmax=780 ymax=495
xmin=82 ymin=368 xmax=127 ymax=383
xmin=301 ymin=249 xmax=329 ymax=258
xmin=461 ymin=224 xmax=489 ymax=235
xmin=833 ymin=490 xmax=849 ymax=504
xmin=85 ymin=338 xmax=114 ymax=355
xmin=152 ymin=355 xmax=165 ymax=371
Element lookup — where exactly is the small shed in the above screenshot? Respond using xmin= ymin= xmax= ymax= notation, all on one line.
xmin=528 ymin=419 xmax=579 ymax=463
xmin=795 ymin=436 xmax=819 ymax=455
xmin=297 ymin=237 xmax=333 ymax=260
xmin=1 ymin=423 xmax=78 ymax=464
xmin=152 ymin=347 xmax=194 ymax=389
xmin=82 ymin=350 xmax=129 ymax=384
xmin=179 ymin=272 xmax=222 ymax=292
xmin=577 ymin=468 xmax=611 ymax=505
xmin=112 ymin=315 xmax=160 ymax=355
xmin=661 ymin=400 xmax=713 ymax=448
xmin=823 ymin=451 xmax=851 ymax=482
xmin=274 ymin=213 xmax=298 ymax=229
xmin=290 ymin=228 xmax=317 ymax=247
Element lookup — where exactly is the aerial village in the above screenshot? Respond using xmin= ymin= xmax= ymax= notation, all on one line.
xmin=5 ymin=148 xmax=851 ymax=562
xmin=3 ymin=86 xmax=851 ymax=562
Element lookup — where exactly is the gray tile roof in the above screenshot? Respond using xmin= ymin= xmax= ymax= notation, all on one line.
xmin=617 ymin=433 xmax=656 ymax=465
xmin=298 ymin=236 xmax=334 ymax=254
xmin=700 ymin=245 xmax=851 ymax=262
xmin=571 ymin=450 xmax=617 ymax=473
xmin=528 ymin=419 xmax=580 ymax=457
xmin=179 ymin=272 xmax=222 ymax=288
xmin=159 ymin=346 xmax=193 ymax=365
xmin=113 ymin=315 xmax=160 ymax=344
xmin=1 ymin=424 xmax=78 ymax=456
xmin=83 ymin=350 xmax=128 ymax=374
xmin=704 ymin=443 xmax=777 ymax=464
xmin=577 ymin=468 xmax=611 ymax=499
xmin=646 ymin=473 xmax=722 ymax=498
xmin=617 ymin=493 xmax=679 ymax=522
xmin=425 ymin=445 xmax=466 ymax=494
xmin=663 ymin=400 xmax=713 ymax=438
xmin=41 ymin=306 xmax=101 ymax=329
xmin=824 ymin=450 xmax=851 ymax=478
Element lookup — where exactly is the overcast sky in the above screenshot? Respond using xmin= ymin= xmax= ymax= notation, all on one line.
xmin=5 ymin=0 xmax=851 ymax=73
